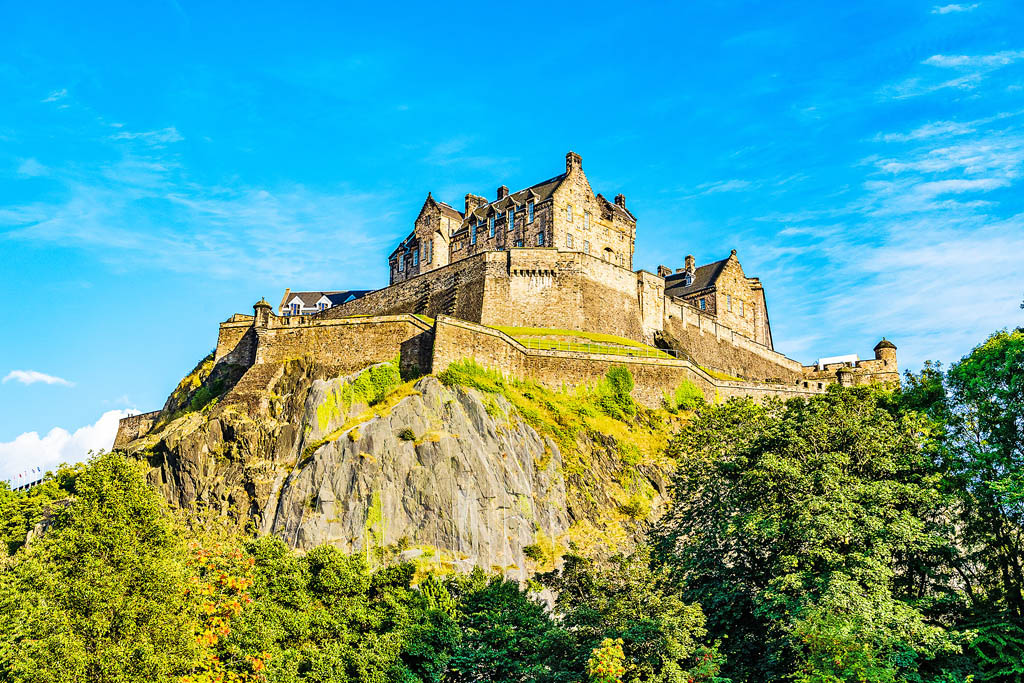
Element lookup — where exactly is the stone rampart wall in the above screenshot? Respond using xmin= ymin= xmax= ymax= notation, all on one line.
xmin=215 ymin=321 xmax=254 ymax=362
xmin=663 ymin=298 xmax=804 ymax=382
xmin=431 ymin=316 xmax=824 ymax=408
xmin=254 ymin=315 xmax=434 ymax=377
xmin=112 ymin=410 xmax=160 ymax=449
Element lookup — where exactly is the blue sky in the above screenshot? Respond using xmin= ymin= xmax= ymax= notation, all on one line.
xmin=2 ymin=1 xmax=1023 ymax=482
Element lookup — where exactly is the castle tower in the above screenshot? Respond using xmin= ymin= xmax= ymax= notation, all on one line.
xmin=873 ymin=338 xmax=897 ymax=366
xmin=254 ymin=297 xmax=273 ymax=328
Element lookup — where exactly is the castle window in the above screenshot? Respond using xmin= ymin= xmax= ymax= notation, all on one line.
xmin=471 ymin=223 xmax=477 ymax=245
xmin=489 ymin=215 xmax=496 ymax=238
xmin=699 ymin=298 xmax=706 ymax=310
xmin=318 ymin=302 xmax=329 ymax=311
xmin=566 ymin=204 xmax=573 ymax=222
xmin=398 ymin=255 xmax=404 ymax=272
xmin=584 ymin=211 xmax=590 ymax=230
xmin=739 ymin=300 xmax=744 ymax=317
xmin=507 ymin=210 xmax=514 ymax=232
xmin=515 ymin=239 xmax=524 ymax=247
xmin=427 ymin=241 xmax=432 ymax=263
xmin=727 ymin=295 xmax=732 ymax=312
xmin=528 ymin=201 xmax=534 ymax=223
xmin=290 ymin=303 xmax=300 ymax=315
xmin=537 ymin=231 xmax=544 ymax=246
xmin=567 ymin=233 xmax=574 ymax=248
xmin=583 ymin=240 xmax=590 ymax=254
xmin=413 ymin=249 xmax=419 ymax=266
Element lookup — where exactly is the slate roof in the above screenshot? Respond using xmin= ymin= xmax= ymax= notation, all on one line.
xmin=281 ymin=290 xmax=372 ymax=311
xmin=458 ymin=173 xmax=567 ymax=228
xmin=663 ymin=258 xmax=729 ymax=298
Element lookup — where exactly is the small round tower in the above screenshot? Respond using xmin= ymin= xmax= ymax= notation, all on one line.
xmin=873 ymin=338 xmax=897 ymax=367
xmin=254 ymin=297 xmax=273 ymax=328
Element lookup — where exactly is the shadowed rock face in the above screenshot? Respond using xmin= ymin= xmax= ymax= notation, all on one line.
xmin=122 ymin=359 xmax=669 ymax=576
xmin=264 ymin=376 xmax=570 ymax=579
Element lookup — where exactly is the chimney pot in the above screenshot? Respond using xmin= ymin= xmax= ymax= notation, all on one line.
xmin=614 ymin=193 xmax=626 ymax=208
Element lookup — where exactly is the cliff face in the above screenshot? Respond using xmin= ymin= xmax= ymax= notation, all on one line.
xmin=119 ymin=357 xmax=676 ymax=576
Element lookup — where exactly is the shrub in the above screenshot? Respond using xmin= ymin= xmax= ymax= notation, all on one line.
xmin=664 ymin=379 xmax=704 ymax=413
xmin=398 ymin=427 xmax=416 ymax=441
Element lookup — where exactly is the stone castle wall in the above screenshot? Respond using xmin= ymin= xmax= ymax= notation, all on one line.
xmin=112 ymin=410 xmax=161 ymax=449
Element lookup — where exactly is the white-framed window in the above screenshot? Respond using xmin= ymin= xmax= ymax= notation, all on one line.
xmin=290 ymin=303 xmax=300 ymax=315
xmin=528 ymin=201 xmax=534 ymax=223
xmin=584 ymin=211 xmax=590 ymax=230
xmin=727 ymin=295 xmax=732 ymax=312
xmin=583 ymin=240 xmax=590 ymax=254
xmin=537 ymin=231 xmax=544 ymax=246
xmin=413 ymin=248 xmax=419 ymax=266
xmin=318 ymin=302 xmax=329 ymax=311
xmin=566 ymin=204 xmax=573 ymax=222
xmin=471 ymin=222 xmax=477 ymax=245
xmin=398 ymin=254 xmax=405 ymax=272
xmin=488 ymin=216 xmax=494 ymax=236
xmin=699 ymin=298 xmax=706 ymax=311
xmin=567 ymin=233 xmax=574 ymax=248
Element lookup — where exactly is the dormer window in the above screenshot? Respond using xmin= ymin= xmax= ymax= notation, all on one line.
xmin=290 ymin=303 xmax=300 ymax=315
xmin=682 ymin=273 xmax=693 ymax=286
xmin=318 ymin=302 xmax=329 ymax=311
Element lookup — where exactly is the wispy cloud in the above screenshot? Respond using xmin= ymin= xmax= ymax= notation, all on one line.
xmin=931 ymin=3 xmax=979 ymax=14
xmin=3 ymin=370 xmax=74 ymax=386
xmin=880 ymin=50 xmax=1024 ymax=99
xmin=924 ymin=51 xmax=1024 ymax=68
xmin=109 ymin=126 xmax=184 ymax=147
xmin=0 ymin=409 xmax=134 ymax=482
xmin=16 ymin=158 xmax=47 ymax=176
xmin=1 ymin=123 xmax=400 ymax=287
xmin=41 ymin=88 xmax=67 ymax=103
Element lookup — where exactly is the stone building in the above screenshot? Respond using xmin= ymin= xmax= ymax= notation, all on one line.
xmin=389 ymin=152 xmax=636 ymax=285
xmin=278 ymin=289 xmax=371 ymax=316
xmin=663 ymin=250 xmax=773 ymax=348
xmin=275 ymin=151 xmax=897 ymax=389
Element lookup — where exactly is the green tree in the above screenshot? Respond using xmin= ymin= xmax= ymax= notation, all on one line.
xmin=0 ymin=452 xmax=198 ymax=683
xmin=653 ymin=387 xmax=953 ymax=682
xmin=942 ymin=329 xmax=1024 ymax=680
xmin=540 ymin=548 xmax=725 ymax=682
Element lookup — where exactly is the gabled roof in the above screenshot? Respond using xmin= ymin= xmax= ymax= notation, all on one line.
xmin=417 ymin=192 xmax=464 ymax=223
xmin=664 ymin=258 xmax=729 ymax=297
xmin=463 ymin=173 xmax=567 ymax=225
xmin=284 ymin=290 xmax=372 ymax=309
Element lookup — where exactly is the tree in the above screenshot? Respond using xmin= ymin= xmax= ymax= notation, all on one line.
xmin=0 ymin=452 xmax=198 ymax=683
xmin=943 ymin=329 xmax=1024 ymax=680
xmin=653 ymin=387 xmax=954 ymax=682
xmin=540 ymin=547 xmax=724 ymax=682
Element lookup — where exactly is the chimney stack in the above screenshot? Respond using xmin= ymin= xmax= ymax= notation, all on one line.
xmin=657 ymin=265 xmax=672 ymax=277
xmin=465 ymin=193 xmax=488 ymax=215
xmin=614 ymin=193 xmax=626 ymax=208
xmin=566 ymin=151 xmax=582 ymax=173
xmin=497 ymin=185 xmax=509 ymax=200
xmin=685 ymin=254 xmax=696 ymax=273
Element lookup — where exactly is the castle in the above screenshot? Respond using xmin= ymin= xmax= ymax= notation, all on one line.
xmin=116 ymin=152 xmax=899 ymax=446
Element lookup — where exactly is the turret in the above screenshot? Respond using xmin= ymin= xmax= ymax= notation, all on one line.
xmin=254 ymin=297 xmax=273 ymax=328
xmin=873 ymin=338 xmax=897 ymax=367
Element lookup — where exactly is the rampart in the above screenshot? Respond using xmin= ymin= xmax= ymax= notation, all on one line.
xmin=112 ymin=410 xmax=161 ymax=450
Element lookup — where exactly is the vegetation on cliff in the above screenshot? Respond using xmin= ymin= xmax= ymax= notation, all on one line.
xmin=0 ymin=328 xmax=1021 ymax=682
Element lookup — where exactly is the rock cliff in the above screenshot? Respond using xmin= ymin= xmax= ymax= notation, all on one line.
xmin=118 ymin=356 xmax=678 ymax=576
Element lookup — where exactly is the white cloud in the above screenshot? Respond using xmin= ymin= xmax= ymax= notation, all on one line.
xmin=931 ymin=3 xmax=979 ymax=13
xmin=109 ymin=126 xmax=184 ymax=146
xmin=878 ymin=120 xmax=976 ymax=142
xmin=924 ymin=51 xmax=1024 ymax=69
xmin=41 ymin=88 xmax=67 ymax=103
xmin=3 ymin=370 xmax=74 ymax=387
xmin=0 ymin=409 xmax=136 ymax=483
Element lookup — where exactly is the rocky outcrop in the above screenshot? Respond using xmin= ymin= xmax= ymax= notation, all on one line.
xmin=120 ymin=358 xmax=673 ymax=576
